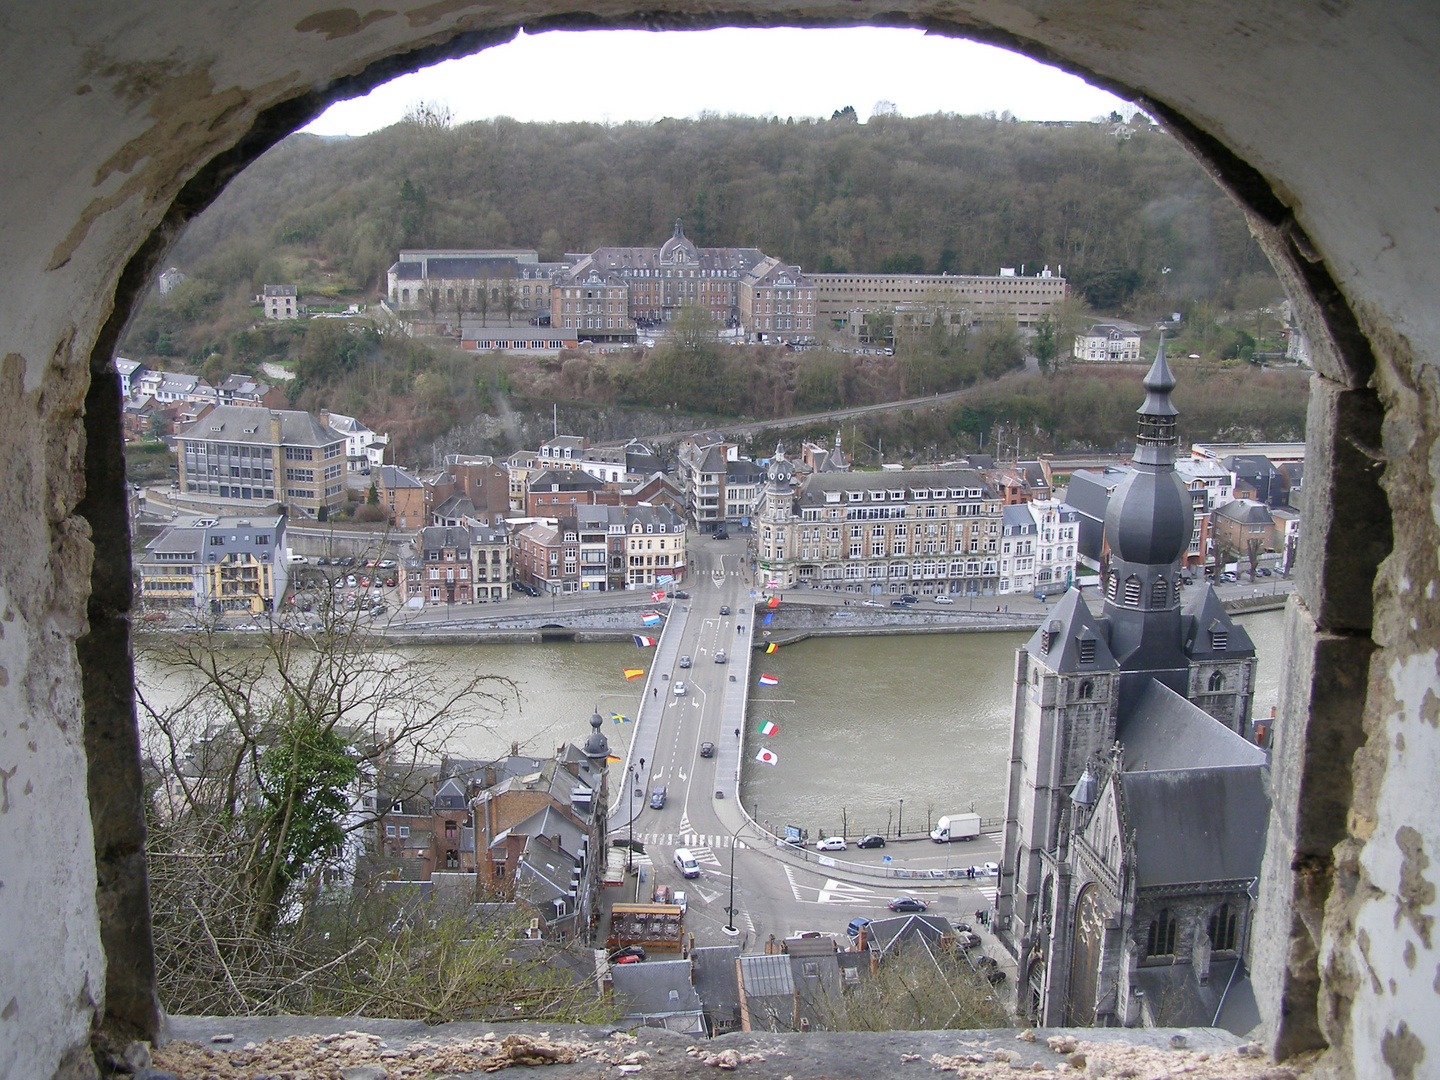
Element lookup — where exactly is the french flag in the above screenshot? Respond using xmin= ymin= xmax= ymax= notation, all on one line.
xmin=632 ymin=634 xmax=657 ymax=648
xmin=758 ymin=674 xmax=779 ymax=686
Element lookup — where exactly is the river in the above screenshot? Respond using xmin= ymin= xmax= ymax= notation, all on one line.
xmin=133 ymin=609 xmax=1285 ymax=838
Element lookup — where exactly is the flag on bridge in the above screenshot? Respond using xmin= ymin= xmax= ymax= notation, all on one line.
xmin=755 ymin=748 xmax=779 ymax=765
xmin=641 ymin=612 xmax=662 ymax=626
xmin=763 ymin=612 xmax=774 ymax=625
xmin=765 ymin=580 xmax=781 ymax=589
xmin=757 ymin=720 xmax=778 ymax=736
xmin=767 ymin=596 xmax=780 ymax=609
xmin=623 ymin=668 xmax=645 ymax=680
xmin=765 ymin=642 xmax=778 ymax=653
xmin=611 ymin=713 xmax=631 ymax=725
xmin=632 ymin=634 xmax=657 ymax=648
xmin=606 ymin=753 xmax=622 ymax=763
xmin=657 ymin=574 xmax=674 ymax=585
xmin=650 ymin=590 xmax=666 ymax=602
xmin=758 ymin=673 xmax=779 ymax=686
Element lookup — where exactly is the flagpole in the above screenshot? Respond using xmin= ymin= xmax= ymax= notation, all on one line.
xmin=723 ymin=819 xmax=744 ymax=937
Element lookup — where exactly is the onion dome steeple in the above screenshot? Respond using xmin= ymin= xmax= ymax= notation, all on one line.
xmin=1134 ymin=333 xmax=1179 ymax=467
xmin=582 ymin=709 xmax=610 ymax=762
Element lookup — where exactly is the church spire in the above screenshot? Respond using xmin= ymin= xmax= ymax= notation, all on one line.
xmin=1134 ymin=333 xmax=1179 ymax=466
xmin=672 ymin=217 xmax=685 ymax=239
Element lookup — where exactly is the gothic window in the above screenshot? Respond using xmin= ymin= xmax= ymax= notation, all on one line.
xmin=1150 ymin=577 xmax=1168 ymax=607
xmin=1123 ymin=575 xmax=1142 ymax=605
xmin=1209 ymin=904 xmax=1238 ymax=951
xmin=1208 ymin=669 xmax=1226 ymax=692
xmin=1146 ymin=908 xmax=1177 ymax=957
xmin=1106 ymin=573 xmax=1118 ymax=601
xmin=1078 ymin=679 xmax=1094 ymax=700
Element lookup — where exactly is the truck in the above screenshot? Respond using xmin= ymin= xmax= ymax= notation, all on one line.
xmin=931 ymin=812 xmax=982 ymax=843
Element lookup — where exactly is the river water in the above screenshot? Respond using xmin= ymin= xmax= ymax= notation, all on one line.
xmin=134 ymin=609 xmax=1284 ymax=837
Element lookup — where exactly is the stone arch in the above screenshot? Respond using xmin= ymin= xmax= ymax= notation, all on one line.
xmin=1067 ymin=883 xmax=1106 ymax=1025
xmin=0 ymin=7 xmax=1421 ymax=1076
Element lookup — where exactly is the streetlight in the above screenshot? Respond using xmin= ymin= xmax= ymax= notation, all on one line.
xmin=723 ymin=819 xmax=745 ymax=937
xmin=627 ymin=763 xmax=637 ymax=875
xmin=898 ymin=798 xmax=904 ymax=839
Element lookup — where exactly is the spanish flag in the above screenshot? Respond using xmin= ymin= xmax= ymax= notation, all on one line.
xmin=624 ymin=668 xmax=645 ymax=680
xmin=765 ymin=643 xmax=778 ymax=654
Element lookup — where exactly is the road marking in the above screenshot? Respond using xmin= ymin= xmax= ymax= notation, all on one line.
xmin=782 ymin=865 xmax=806 ymax=902
xmin=697 ymin=887 xmax=720 ymax=904
xmin=817 ymin=879 xmax=885 ymax=905
xmin=677 ymin=768 xmax=688 ymax=781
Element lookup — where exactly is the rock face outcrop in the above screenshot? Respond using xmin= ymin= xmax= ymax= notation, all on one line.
xmin=0 ymin=6 xmax=1435 ymax=1079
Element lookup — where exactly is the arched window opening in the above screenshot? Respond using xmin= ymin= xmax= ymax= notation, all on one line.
xmin=1147 ymin=908 xmax=1177 ymax=957
xmin=1208 ymin=669 xmax=1226 ymax=692
xmin=1209 ymin=904 xmax=1238 ymax=951
xmin=1079 ymin=679 xmax=1094 ymax=700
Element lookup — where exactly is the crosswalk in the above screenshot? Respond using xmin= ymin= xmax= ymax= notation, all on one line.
xmin=634 ymin=832 xmax=748 ymax=851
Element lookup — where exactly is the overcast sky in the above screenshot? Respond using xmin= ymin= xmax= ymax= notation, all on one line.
xmin=302 ymin=27 xmax=1130 ymax=136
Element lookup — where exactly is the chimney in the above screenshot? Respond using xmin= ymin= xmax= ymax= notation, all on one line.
xmin=269 ymin=412 xmax=283 ymax=446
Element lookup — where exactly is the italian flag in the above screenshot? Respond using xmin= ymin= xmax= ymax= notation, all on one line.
xmin=758 ymin=673 xmax=779 ymax=686
xmin=757 ymin=721 xmax=778 ymax=736
xmin=755 ymin=748 xmax=779 ymax=765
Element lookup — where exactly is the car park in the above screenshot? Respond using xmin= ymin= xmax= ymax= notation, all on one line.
xmin=816 ymin=836 xmax=847 ymax=851
xmin=699 ymin=741 xmax=715 ymax=758
xmin=888 ymin=896 xmax=928 ymax=913
xmin=720 ymin=605 xmax=731 ymax=616
xmin=678 ymin=655 xmax=692 ymax=668
xmin=932 ymin=595 xmax=954 ymax=604
xmin=857 ymin=834 xmax=886 ymax=849
xmin=649 ymin=786 xmax=667 ymax=809
xmin=714 ymin=650 xmax=727 ymax=664
xmin=673 ymin=681 xmax=687 ymax=696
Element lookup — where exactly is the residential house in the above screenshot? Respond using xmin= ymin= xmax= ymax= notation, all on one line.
xmin=176 ymin=406 xmax=346 ymax=518
xmin=443 ymin=454 xmax=510 ymax=525
xmin=1073 ymin=323 xmax=1143 ymax=363
xmin=400 ymin=525 xmax=475 ymax=606
xmin=537 ymin=434 xmax=587 ymax=471
xmin=377 ymin=464 xmax=427 ymax=528
xmin=624 ymin=504 xmax=687 ymax=588
xmin=723 ymin=459 xmax=765 ymax=526
xmin=136 ymin=514 xmax=288 ymax=614
xmin=610 ymin=961 xmax=706 ymax=1034
xmin=736 ymin=935 xmax=868 ymax=1032
xmin=1225 ymin=454 xmax=1288 ymax=508
xmin=262 ymin=284 xmax=298 ymax=319
xmin=114 ymin=357 xmax=146 ymax=399
xmin=998 ymin=504 xmax=1038 ymax=596
xmin=505 ymin=450 xmax=539 ymax=512
xmin=737 ymin=255 xmax=818 ymax=341
xmin=1026 ymin=499 xmax=1080 ymax=595
xmin=1212 ymin=499 xmax=1277 ymax=562
xmin=215 ymin=374 xmax=286 ymax=410
xmin=524 ymin=467 xmax=607 ymax=517
xmin=323 ymin=411 xmax=390 ymax=471
xmin=676 ymin=434 xmax=738 ymax=529
xmin=157 ymin=267 xmax=186 ymax=295
xmin=469 ymin=524 xmax=510 ymax=602
xmin=576 ymin=504 xmax=628 ymax=592
xmin=511 ymin=517 xmax=577 ymax=595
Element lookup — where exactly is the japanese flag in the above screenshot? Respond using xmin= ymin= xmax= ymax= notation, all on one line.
xmin=755 ymin=748 xmax=779 ymax=765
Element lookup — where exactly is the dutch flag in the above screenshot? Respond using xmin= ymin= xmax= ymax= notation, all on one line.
xmin=758 ymin=674 xmax=779 ymax=686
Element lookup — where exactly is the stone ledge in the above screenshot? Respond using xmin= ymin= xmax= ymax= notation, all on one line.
xmin=153 ymin=1017 xmax=1304 ymax=1079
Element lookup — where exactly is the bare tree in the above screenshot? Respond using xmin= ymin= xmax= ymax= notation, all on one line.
xmin=402 ymin=99 xmax=454 ymax=130
xmin=1245 ymin=536 xmax=1264 ymax=581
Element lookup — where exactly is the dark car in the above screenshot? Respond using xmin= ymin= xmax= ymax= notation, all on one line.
xmin=720 ymin=605 xmax=731 ymax=616
xmin=649 ymin=785 xmax=667 ymax=809
xmin=857 ymin=834 xmax=886 ymax=849
xmin=847 ymin=917 xmax=873 ymax=939
xmin=891 ymin=599 xmax=910 ymax=608
xmin=714 ymin=530 xmax=729 ymax=540
xmin=888 ymin=896 xmax=928 ymax=913
xmin=899 ymin=594 xmax=920 ymax=604
xmin=671 ymin=590 xmax=690 ymax=599
xmin=609 ymin=945 xmax=646 ymax=964
xmin=700 ymin=741 xmax=715 ymax=758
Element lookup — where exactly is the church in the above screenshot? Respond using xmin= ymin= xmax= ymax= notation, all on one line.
xmin=996 ymin=342 xmax=1270 ymax=1031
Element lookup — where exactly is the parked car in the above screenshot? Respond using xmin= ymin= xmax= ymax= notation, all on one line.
xmin=700 ymin=741 xmax=715 ymax=758
xmin=649 ymin=786 xmax=667 ymax=809
xmin=891 ymin=599 xmax=910 ymax=608
xmin=673 ymin=890 xmax=688 ymax=915
xmin=720 ymin=605 xmax=731 ymax=616
xmin=932 ymin=595 xmax=954 ymax=604
xmin=678 ymin=655 xmax=692 ymax=668
xmin=899 ymin=594 xmax=920 ymax=604
xmin=888 ymin=896 xmax=928 ymax=913
xmin=779 ymin=835 xmax=806 ymax=848
xmin=714 ymin=650 xmax=727 ymax=664
xmin=652 ymin=884 xmax=672 ymax=905
xmin=673 ymin=681 xmax=687 ymax=697
xmin=671 ymin=590 xmax=690 ymax=599
xmin=1220 ymin=571 xmax=1239 ymax=583
xmin=714 ymin=530 xmax=729 ymax=540
xmin=862 ymin=599 xmax=882 ymax=607
xmin=847 ymin=917 xmax=872 ymax=939
xmin=609 ymin=945 xmax=645 ymax=964
xmin=857 ymin=834 xmax=886 ymax=849
xmin=1257 ymin=567 xmax=1273 ymax=577
xmin=816 ymin=836 xmax=847 ymax=851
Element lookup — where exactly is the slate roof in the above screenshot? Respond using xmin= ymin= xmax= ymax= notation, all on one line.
xmin=863 ymin=913 xmax=956 ymax=957
xmin=1118 ymin=681 xmax=1266 ymax=773
xmin=178 ymin=405 xmax=340 ymax=448
xmin=1181 ymin=585 xmax=1255 ymax=660
xmin=1215 ymin=498 xmax=1275 ymax=526
xmin=529 ymin=468 xmax=603 ymax=492
xmin=795 ymin=467 xmax=993 ymax=506
xmin=1119 ymin=765 xmax=1269 ymax=887
xmin=378 ymin=465 xmax=423 ymax=490
xmin=737 ymin=952 xmax=794 ymax=998
xmin=1025 ymin=589 xmax=1119 ymax=674
xmin=691 ymin=945 xmax=742 ymax=1028
xmin=609 ymin=960 xmax=705 ymax=1033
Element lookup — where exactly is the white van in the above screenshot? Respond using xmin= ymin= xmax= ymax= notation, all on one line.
xmin=673 ymin=848 xmax=701 ymax=878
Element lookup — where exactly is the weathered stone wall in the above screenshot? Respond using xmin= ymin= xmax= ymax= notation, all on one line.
xmin=1 ymin=5 xmax=1437 ymax=1077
